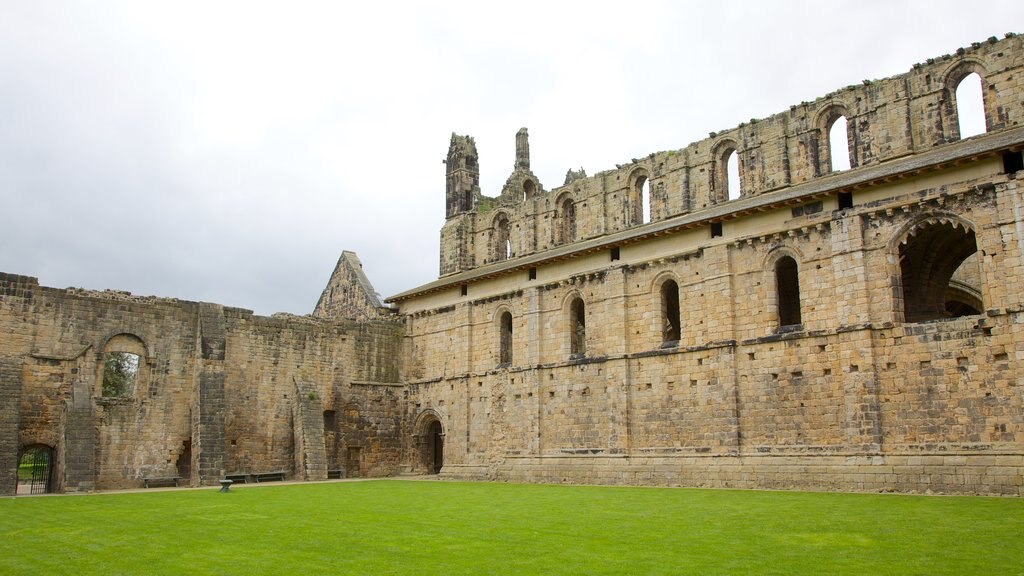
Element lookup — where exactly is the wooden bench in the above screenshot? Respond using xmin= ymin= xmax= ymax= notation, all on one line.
xmin=143 ymin=476 xmax=181 ymax=489
xmin=327 ymin=469 xmax=343 ymax=480
xmin=252 ymin=471 xmax=286 ymax=483
xmin=224 ymin=474 xmax=248 ymax=484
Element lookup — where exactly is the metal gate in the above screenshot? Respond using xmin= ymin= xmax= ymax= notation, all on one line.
xmin=18 ymin=446 xmax=52 ymax=495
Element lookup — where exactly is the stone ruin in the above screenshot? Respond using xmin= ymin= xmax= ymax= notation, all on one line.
xmin=3 ymin=34 xmax=1024 ymax=495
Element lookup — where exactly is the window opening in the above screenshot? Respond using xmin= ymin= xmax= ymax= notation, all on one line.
xmin=899 ymin=221 xmax=980 ymax=322
xmin=776 ymin=256 xmax=802 ymax=328
xmin=641 ymin=178 xmax=651 ymax=223
xmin=102 ymin=352 xmax=140 ymax=397
xmin=494 ymin=215 xmax=511 ymax=262
xmin=523 ymin=179 xmax=536 ymax=201
xmin=838 ymin=191 xmax=854 ymax=210
xmin=559 ymin=197 xmax=576 ymax=244
xmin=499 ymin=311 xmax=513 ymax=365
xmin=1003 ymin=151 xmax=1024 ymax=174
xmin=460 ymin=285 xmax=468 ymax=297
xmin=710 ymin=222 xmax=723 ymax=238
xmin=955 ymin=72 xmax=986 ymax=139
xmin=528 ymin=267 xmax=537 ymax=281
xmin=829 ymin=116 xmax=852 ymax=171
xmin=570 ymin=298 xmax=586 ymax=357
xmin=610 ymin=247 xmax=620 ymax=261
xmin=661 ymin=280 xmax=681 ymax=344
xmin=726 ymin=150 xmax=741 ymax=200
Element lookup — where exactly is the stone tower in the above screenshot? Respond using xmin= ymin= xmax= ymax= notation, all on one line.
xmin=444 ymin=133 xmax=480 ymax=219
xmin=440 ymin=134 xmax=480 ymax=275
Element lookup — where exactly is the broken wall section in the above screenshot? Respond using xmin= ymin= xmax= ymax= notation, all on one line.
xmin=314 ymin=251 xmax=393 ymax=321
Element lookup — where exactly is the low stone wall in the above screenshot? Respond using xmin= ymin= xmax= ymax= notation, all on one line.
xmin=491 ymin=453 xmax=1024 ymax=495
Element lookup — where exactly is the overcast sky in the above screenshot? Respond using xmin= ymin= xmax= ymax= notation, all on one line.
xmin=2 ymin=1 xmax=1020 ymax=316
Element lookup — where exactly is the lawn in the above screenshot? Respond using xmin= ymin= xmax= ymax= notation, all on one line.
xmin=0 ymin=480 xmax=1021 ymax=575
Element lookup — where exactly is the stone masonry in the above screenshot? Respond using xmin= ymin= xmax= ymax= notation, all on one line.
xmin=2 ymin=35 xmax=1023 ymax=495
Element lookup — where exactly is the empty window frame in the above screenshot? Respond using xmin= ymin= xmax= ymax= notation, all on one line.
xmin=493 ymin=214 xmax=512 ymax=262
xmin=499 ymin=311 xmax=513 ymax=365
xmin=775 ymin=256 xmax=802 ymax=329
xmin=661 ymin=279 xmax=681 ymax=344
xmin=102 ymin=351 xmax=140 ymax=397
xmin=955 ymin=72 xmax=986 ymax=139
xmin=558 ymin=196 xmax=577 ymax=245
xmin=726 ymin=151 xmax=741 ymax=200
xmin=898 ymin=220 xmax=981 ymax=323
xmin=569 ymin=297 xmax=586 ymax=357
xmin=828 ymin=115 xmax=852 ymax=171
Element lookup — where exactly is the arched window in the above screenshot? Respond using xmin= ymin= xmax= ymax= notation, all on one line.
xmin=641 ymin=178 xmax=651 ymax=223
xmin=100 ymin=333 xmax=146 ymax=398
xmin=493 ymin=214 xmax=511 ymax=262
xmin=955 ymin=72 xmax=986 ymax=139
xmin=558 ymin=196 xmax=576 ymax=245
xmin=569 ymin=297 xmax=586 ymax=357
xmin=629 ymin=173 xmax=650 ymax=225
xmin=898 ymin=220 xmax=980 ymax=323
xmin=661 ymin=279 xmax=681 ymax=344
xmin=726 ymin=150 xmax=741 ymax=200
xmin=775 ymin=256 xmax=802 ymax=329
xmin=523 ymin=179 xmax=536 ymax=201
xmin=499 ymin=311 xmax=513 ymax=365
xmin=714 ymin=142 xmax=742 ymax=203
xmin=828 ymin=116 xmax=852 ymax=171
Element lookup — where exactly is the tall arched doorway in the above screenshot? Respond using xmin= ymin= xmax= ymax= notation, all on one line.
xmin=415 ymin=411 xmax=445 ymax=475
xmin=17 ymin=445 xmax=53 ymax=495
xmin=427 ymin=420 xmax=443 ymax=474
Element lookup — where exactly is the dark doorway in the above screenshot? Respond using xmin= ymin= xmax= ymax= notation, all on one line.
xmin=346 ymin=447 xmax=361 ymax=478
xmin=17 ymin=445 xmax=53 ymax=495
xmin=175 ymin=440 xmax=192 ymax=481
xmin=427 ymin=420 xmax=443 ymax=474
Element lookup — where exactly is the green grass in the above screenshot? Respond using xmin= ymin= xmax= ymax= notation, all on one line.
xmin=1 ymin=480 xmax=1022 ymax=575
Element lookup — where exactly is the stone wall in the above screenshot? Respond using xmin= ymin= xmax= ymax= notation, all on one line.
xmin=0 ymin=272 xmax=403 ymax=494
xmin=434 ymin=34 xmax=1024 ymax=277
xmin=394 ymin=34 xmax=1024 ymax=495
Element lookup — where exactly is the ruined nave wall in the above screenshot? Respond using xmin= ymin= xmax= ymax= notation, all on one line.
xmin=0 ymin=274 xmax=403 ymax=494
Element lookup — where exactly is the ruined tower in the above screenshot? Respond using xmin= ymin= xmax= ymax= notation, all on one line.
xmin=440 ymin=134 xmax=481 ymax=275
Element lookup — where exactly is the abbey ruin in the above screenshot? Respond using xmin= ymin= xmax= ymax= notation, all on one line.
xmin=3 ymin=35 xmax=1024 ymax=496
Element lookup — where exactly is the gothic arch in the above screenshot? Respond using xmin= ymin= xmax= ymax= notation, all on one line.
xmin=493 ymin=304 xmax=514 ymax=366
xmin=711 ymin=138 xmax=741 ymax=203
xmin=554 ymin=191 xmax=577 ymax=245
xmin=627 ymin=167 xmax=651 ymax=226
xmin=562 ymin=291 xmax=587 ymax=357
xmin=491 ymin=211 xmax=513 ymax=262
xmin=814 ymin=102 xmax=855 ymax=173
xmin=412 ymin=409 xmax=446 ymax=475
xmin=764 ymin=246 xmax=805 ymax=330
xmin=940 ymin=59 xmax=992 ymax=140
xmin=97 ymin=332 xmax=149 ymax=398
xmin=890 ymin=214 xmax=982 ymax=323
xmin=651 ymin=272 xmax=682 ymax=344
xmin=98 ymin=331 xmax=149 ymax=358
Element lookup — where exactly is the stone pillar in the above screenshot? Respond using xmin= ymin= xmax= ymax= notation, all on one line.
xmin=195 ymin=303 xmax=227 ymax=485
xmin=0 ymin=356 xmax=22 ymax=495
xmin=515 ymin=127 xmax=530 ymax=170
xmin=63 ymin=379 xmax=97 ymax=492
xmin=293 ymin=381 xmax=327 ymax=481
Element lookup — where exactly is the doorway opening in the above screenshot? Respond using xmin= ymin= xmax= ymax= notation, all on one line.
xmin=17 ymin=445 xmax=53 ymax=495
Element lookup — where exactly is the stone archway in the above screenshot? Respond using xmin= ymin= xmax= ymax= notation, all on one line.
xmin=414 ymin=412 xmax=444 ymax=475
xmin=17 ymin=445 xmax=53 ymax=495
xmin=427 ymin=420 xmax=443 ymax=474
